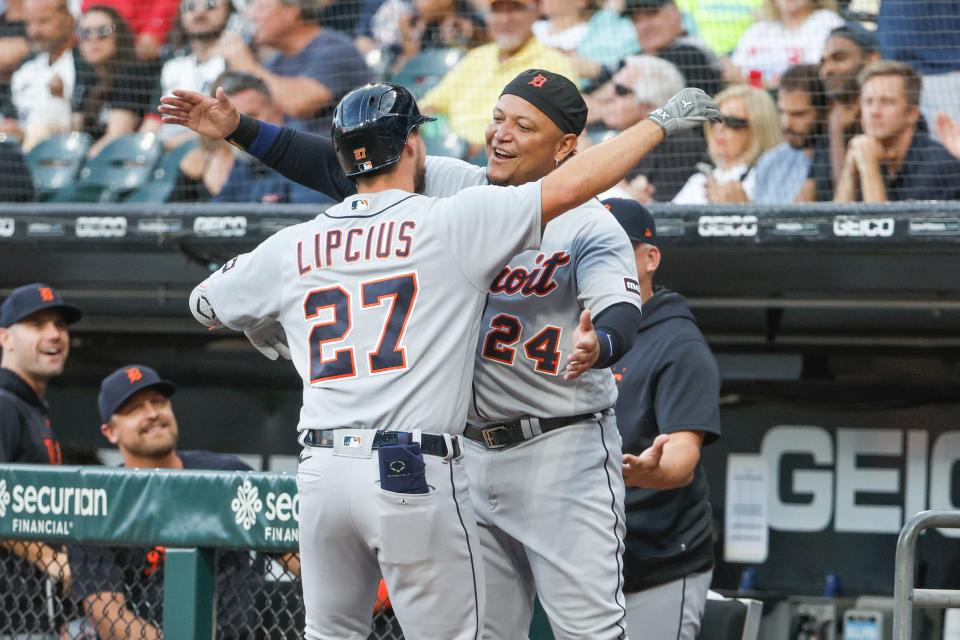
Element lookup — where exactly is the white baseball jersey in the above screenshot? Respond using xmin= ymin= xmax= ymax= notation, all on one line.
xmin=199 ymin=183 xmax=542 ymax=433
xmin=424 ymin=156 xmax=643 ymax=422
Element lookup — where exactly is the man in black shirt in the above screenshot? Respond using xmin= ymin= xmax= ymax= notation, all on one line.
xmin=604 ymin=199 xmax=721 ymax=640
xmin=0 ymin=283 xmax=80 ymax=637
xmin=68 ymin=365 xmax=265 ymax=639
xmin=835 ymin=60 xmax=960 ymax=202
xmin=622 ymin=0 xmax=724 ymax=98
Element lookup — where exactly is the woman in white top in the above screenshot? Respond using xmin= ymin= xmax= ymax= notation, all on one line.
xmin=672 ymin=84 xmax=782 ymax=204
xmin=729 ymin=0 xmax=843 ymax=87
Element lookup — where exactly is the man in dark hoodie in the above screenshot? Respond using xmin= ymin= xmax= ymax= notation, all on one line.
xmin=604 ymin=198 xmax=722 ymax=640
xmin=0 ymin=282 xmax=80 ymax=636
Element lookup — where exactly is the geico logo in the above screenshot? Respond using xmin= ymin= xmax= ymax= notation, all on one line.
xmin=0 ymin=217 xmax=14 ymax=237
xmin=762 ymin=425 xmax=960 ymax=537
xmin=832 ymin=216 xmax=895 ymax=237
xmin=76 ymin=216 xmax=127 ymax=238
xmin=264 ymin=492 xmax=299 ymax=522
xmin=194 ymin=216 xmax=247 ymax=237
xmin=697 ymin=215 xmax=758 ymax=237
xmin=11 ymin=485 xmax=108 ymax=516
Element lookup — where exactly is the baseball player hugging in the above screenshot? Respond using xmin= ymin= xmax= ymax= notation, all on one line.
xmin=167 ymin=69 xmax=720 ymax=640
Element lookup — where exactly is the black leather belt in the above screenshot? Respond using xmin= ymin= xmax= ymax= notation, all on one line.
xmin=304 ymin=429 xmax=460 ymax=459
xmin=464 ymin=413 xmax=599 ymax=450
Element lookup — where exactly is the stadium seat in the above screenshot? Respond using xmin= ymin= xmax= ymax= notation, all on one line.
xmin=50 ymin=133 xmax=162 ymax=203
xmin=125 ymin=139 xmax=199 ymax=203
xmin=421 ymin=118 xmax=468 ymax=161
xmin=25 ymin=132 xmax=92 ymax=200
xmin=390 ymin=47 xmax=466 ymax=99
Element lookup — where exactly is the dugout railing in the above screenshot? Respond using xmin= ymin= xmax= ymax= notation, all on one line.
xmin=893 ymin=510 xmax=960 ymax=640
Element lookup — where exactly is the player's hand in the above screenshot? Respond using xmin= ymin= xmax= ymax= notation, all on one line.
xmin=622 ymin=434 xmax=670 ymax=487
xmin=647 ymin=88 xmax=721 ymax=138
xmin=244 ymin=321 xmax=291 ymax=361
xmin=158 ymin=87 xmax=241 ymax=139
xmin=564 ymin=309 xmax=599 ymax=381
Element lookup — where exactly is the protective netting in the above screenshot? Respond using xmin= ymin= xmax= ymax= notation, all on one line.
xmin=1 ymin=0 xmax=958 ymax=205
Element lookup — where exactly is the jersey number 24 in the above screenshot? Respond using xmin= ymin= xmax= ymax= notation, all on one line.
xmin=304 ymin=272 xmax=418 ymax=384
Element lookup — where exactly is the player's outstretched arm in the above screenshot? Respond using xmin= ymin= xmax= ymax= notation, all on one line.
xmin=158 ymin=87 xmax=241 ymax=140
xmin=540 ymin=88 xmax=720 ymax=224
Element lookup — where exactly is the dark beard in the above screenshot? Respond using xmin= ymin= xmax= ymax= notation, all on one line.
xmin=189 ymin=27 xmax=226 ymax=42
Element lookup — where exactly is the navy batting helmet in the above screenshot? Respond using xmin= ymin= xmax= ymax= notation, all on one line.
xmin=332 ymin=83 xmax=435 ymax=178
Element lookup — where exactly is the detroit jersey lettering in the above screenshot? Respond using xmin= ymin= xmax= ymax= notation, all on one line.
xmin=199 ymin=183 xmax=542 ymax=433
xmin=423 ymin=156 xmax=643 ymax=421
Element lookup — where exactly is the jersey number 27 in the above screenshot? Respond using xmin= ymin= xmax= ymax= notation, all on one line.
xmin=304 ymin=272 xmax=418 ymax=384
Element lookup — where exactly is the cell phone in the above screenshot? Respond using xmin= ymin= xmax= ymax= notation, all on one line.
xmin=696 ymin=162 xmax=714 ymax=180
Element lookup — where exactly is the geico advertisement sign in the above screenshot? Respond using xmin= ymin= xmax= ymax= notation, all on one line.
xmin=0 ymin=480 xmax=108 ymax=518
xmin=832 ymin=216 xmax=895 ymax=237
xmin=698 ymin=215 xmax=758 ymax=237
xmin=76 ymin=216 xmax=127 ymax=238
xmin=194 ymin=216 xmax=247 ymax=237
xmin=760 ymin=426 xmax=960 ymax=536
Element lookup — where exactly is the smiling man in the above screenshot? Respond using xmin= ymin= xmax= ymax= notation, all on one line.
xmin=67 ymin=364 xmax=264 ymax=640
xmin=0 ymin=282 xmax=80 ymax=636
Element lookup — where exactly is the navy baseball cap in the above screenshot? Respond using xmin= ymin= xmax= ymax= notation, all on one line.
xmin=829 ymin=22 xmax=879 ymax=54
xmin=0 ymin=283 xmax=82 ymax=328
xmin=603 ymin=198 xmax=657 ymax=245
xmin=98 ymin=364 xmax=176 ymax=423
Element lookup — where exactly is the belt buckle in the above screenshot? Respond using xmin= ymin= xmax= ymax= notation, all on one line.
xmin=481 ymin=426 xmax=510 ymax=449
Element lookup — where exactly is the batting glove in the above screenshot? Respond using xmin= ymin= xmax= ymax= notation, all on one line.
xmin=647 ymin=88 xmax=721 ymax=138
xmin=244 ymin=321 xmax=291 ymax=361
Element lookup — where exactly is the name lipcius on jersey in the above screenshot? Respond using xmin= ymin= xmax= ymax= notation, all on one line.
xmin=296 ymin=221 xmax=416 ymax=276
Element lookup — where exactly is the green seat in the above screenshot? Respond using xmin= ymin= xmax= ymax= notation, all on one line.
xmin=390 ymin=47 xmax=465 ymax=99
xmin=125 ymin=138 xmax=199 ymax=203
xmin=51 ymin=133 xmax=162 ymax=203
xmin=421 ymin=118 xmax=468 ymax=161
xmin=25 ymin=132 xmax=92 ymax=200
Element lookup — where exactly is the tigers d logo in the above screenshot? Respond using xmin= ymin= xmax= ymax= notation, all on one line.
xmin=126 ymin=367 xmax=143 ymax=383
xmin=354 ymin=147 xmax=367 ymax=160
xmin=38 ymin=287 xmax=54 ymax=302
xmin=528 ymin=73 xmax=548 ymax=88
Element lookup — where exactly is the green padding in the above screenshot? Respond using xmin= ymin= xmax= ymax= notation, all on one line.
xmin=0 ymin=464 xmax=300 ymax=551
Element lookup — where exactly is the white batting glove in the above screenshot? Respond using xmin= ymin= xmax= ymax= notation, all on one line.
xmin=647 ymin=88 xmax=721 ymax=138
xmin=244 ymin=321 xmax=291 ymax=361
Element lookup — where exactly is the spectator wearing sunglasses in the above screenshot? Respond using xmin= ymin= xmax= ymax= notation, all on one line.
xmin=76 ymin=5 xmax=158 ymax=157
xmin=139 ymin=0 xmax=230 ymax=147
xmin=79 ymin=0 xmax=180 ymax=61
xmin=591 ymin=54 xmax=706 ymax=202
xmin=673 ymin=84 xmax=781 ymax=204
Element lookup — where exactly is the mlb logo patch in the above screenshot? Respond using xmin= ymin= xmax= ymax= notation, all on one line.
xmin=351 ymin=199 xmax=370 ymax=211
xmin=343 ymin=435 xmax=363 ymax=447
xmin=624 ymin=278 xmax=641 ymax=296
xmin=358 ymin=161 xmax=373 ymax=172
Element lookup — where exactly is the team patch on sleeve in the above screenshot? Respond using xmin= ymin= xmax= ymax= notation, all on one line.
xmin=624 ymin=278 xmax=641 ymax=296
xmin=221 ymin=257 xmax=239 ymax=273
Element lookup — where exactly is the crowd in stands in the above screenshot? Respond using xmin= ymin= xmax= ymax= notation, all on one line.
xmin=1 ymin=0 xmax=959 ymax=205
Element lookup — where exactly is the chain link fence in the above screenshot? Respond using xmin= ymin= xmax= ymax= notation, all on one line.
xmin=0 ymin=541 xmax=403 ymax=639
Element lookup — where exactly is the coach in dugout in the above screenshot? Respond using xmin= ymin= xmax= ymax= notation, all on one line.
xmin=0 ymin=283 xmax=79 ymax=638
xmin=67 ymin=365 xmax=270 ymax=639
xmin=605 ymin=199 xmax=721 ymax=640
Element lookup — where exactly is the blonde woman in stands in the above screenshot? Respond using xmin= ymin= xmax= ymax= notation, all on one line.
xmin=728 ymin=0 xmax=842 ymax=87
xmin=672 ymin=84 xmax=781 ymax=204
